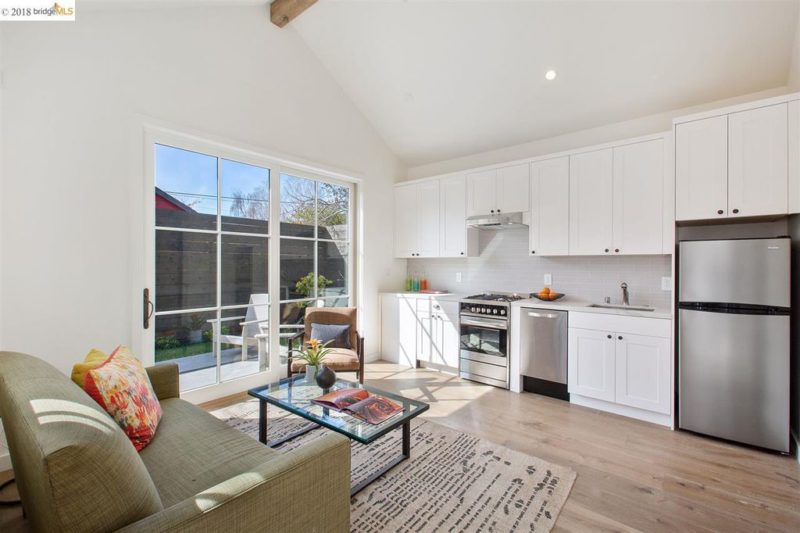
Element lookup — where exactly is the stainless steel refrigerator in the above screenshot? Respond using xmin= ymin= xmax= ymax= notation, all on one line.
xmin=678 ymin=237 xmax=790 ymax=453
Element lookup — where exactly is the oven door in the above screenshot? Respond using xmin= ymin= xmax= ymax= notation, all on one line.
xmin=459 ymin=315 xmax=508 ymax=367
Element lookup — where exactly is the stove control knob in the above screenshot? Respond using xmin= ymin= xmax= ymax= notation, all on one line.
xmin=470 ymin=307 xmax=476 ymax=313
xmin=500 ymin=309 xmax=506 ymax=316
xmin=492 ymin=309 xmax=498 ymax=314
xmin=481 ymin=308 xmax=487 ymax=314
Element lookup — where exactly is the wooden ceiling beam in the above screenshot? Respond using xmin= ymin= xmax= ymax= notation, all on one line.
xmin=270 ymin=0 xmax=318 ymax=28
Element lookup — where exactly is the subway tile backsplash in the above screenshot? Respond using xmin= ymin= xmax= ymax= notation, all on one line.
xmin=408 ymin=230 xmax=672 ymax=309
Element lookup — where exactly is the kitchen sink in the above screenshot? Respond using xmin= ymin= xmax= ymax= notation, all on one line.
xmin=587 ymin=303 xmax=655 ymax=312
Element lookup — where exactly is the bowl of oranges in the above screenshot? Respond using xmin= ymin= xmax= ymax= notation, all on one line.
xmin=531 ymin=287 xmax=565 ymax=301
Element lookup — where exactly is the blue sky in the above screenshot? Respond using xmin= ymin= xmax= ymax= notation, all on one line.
xmin=155 ymin=144 xmax=269 ymax=215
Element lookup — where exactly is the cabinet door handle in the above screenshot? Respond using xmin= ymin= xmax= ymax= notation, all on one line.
xmin=717 ymin=209 xmax=724 ymax=215
xmin=732 ymin=208 xmax=739 ymax=214
xmin=607 ymin=334 xmax=612 ymax=339
xmin=497 ymin=209 xmax=501 ymax=213
xmin=531 ymin=250 xmax=536 ymax=254
xmin=618 ymin=335 xmax=623 ymax=340
xmin=604 ymin=248 xmax=609 ymax=253
xmin=614 ymin=248 xmax=620 ymax=253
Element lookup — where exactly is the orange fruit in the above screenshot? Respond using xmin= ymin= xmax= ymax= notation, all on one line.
xmin=540 ymin=287 xmax=551 ymax=295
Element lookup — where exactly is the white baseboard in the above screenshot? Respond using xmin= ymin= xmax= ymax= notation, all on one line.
xmin=570 ymin=394 xmax=672 ymax=427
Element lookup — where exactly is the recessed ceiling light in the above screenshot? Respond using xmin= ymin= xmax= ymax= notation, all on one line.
xmin=545 ymin=70 xmax=557 ymax=81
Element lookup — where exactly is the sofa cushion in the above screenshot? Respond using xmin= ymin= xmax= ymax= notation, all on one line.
xmin=139 ymin=398 xmax=281 ymax=508
xmin=291 ymin=348 xmax=359 ymax=372
xmin=0 ymin=352 xmax=163 ymax=533
xmin=70 ymin=347 xmax=107 ymax=389
xmin=84 ymin=346 xmax=162 ymax=451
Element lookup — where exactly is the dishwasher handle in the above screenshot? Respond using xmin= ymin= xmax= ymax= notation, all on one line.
xmin=526 ymin=311 xmax=560 ymax=319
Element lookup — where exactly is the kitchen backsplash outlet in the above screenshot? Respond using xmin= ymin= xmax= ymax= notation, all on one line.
xmin=408 ymin=230 xmax=672 ymax=309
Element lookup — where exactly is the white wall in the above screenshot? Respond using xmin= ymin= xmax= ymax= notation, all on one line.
xmin=409 ymin=231 xmax=672 ymax=310
xmin=0 ymin=5 xmax=405 ymax=376
xmin=405 ymin=87 xmax=791 ymax=180
xmin=790 ymin=7 xmax=800 ymax=90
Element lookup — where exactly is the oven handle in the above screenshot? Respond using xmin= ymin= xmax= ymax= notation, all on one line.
xmin=460 ymin=316 xmax=508 ymax=330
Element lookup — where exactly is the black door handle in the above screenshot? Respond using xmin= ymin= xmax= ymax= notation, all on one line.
xmin=143 ymin=288 xmax=154 ymax=329
xmin=717 ymin=209 xmax=724 ymax=215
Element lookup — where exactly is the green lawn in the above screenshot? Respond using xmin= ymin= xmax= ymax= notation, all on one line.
xmin=155 ymin=341 xmax=213 ymax=362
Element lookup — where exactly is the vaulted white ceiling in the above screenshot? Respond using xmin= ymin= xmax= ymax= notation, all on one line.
xmin=292 ymin=0 xmax=800 ymax=168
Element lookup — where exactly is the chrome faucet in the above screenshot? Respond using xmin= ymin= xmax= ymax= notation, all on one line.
xmin=621 ymin=282 xmax=630 ymax=306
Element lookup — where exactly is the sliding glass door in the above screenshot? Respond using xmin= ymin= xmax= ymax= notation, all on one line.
xmin=146 ymin=136 xmax=355 ymax=393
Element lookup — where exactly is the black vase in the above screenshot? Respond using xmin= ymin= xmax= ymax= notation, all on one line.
xmin=315 ymin=364 xmax=337 ymax=389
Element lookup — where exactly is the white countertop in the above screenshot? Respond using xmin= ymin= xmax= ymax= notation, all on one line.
xmin=512 ymin=296 xmax=672 ymax=320
xmin=381 ymin=291 xmax=466 ymax=302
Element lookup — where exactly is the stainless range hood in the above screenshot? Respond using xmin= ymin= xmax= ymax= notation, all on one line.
xmin=466 ymin=212 xmax=528 ymax=230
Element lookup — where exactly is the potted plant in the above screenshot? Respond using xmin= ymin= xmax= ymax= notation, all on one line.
xmin=291 ymin=338 xmax=333 ymax=383
xmin=188 ymin=314 xmax=205 ymax=344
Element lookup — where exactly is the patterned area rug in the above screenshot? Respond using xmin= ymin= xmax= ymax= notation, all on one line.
xmin=212 ymin=399 xmax=576 ymax=532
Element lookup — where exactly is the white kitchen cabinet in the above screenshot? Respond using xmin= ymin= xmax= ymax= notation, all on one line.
xmin=497 ymin=164 xmax=530 ymax=213
xmin=568 ymin=327 xmax=616 ymax=402
xmin=440 ymin=175 xmax=475 ymax=258
xmin=612 ymin=139 xmax=664 ymax=255
xmin=614 ymin=333 xmax=671 ymax=415
xmin=380 ymin=293 xmax=418 ymax=367
xmin=430 ymin=300 xmax=460 ymax=369
xmin=416 ymin=298 xmax=433 ymax=364
xmin=569 ymin=149 xmax=613 ymax=255
xmin=393 ymin=181 xmax=440 ymax=258
xmin=466 ymin=164 xmax=529 ymax=216
xmin=675 ymin=115 xmax=728 ymax=221
xmin=466 ymin=169 xmax=497 ymax=216
xmin=568 ymin=312 xmax=672 ymax=424
xmin=728 ymin=103 xmax=788 ymax=218
xmin=790 ymin=100 xmax=800 ymax=214
xmin=393 ymin=184 xmax=417 ymax=258
xmin=529 ymin=157 xmax=569 ymax=256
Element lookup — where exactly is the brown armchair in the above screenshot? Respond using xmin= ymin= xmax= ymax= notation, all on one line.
xmin=287 ymin=307 xmax=365 ymax=383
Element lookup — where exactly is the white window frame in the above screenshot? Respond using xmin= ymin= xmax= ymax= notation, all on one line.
xmin=141 ymin=126 xmax=361 ymax=402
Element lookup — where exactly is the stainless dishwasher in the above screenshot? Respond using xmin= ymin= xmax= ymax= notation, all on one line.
xmin=519 ymin=308 xmax=569 ymax=400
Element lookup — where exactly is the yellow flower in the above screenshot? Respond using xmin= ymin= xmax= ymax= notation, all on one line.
xmin=307 ymin=339 xmax=320 ymax=350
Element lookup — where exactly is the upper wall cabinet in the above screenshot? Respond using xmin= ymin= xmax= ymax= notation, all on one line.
xmin=394 ymin=176 xmax=477 ymax=259
xmin=439 ymin=175 xmax=473 ymax=258
xmin=529 ymin=157 xmax=570 ymax=256
xmin=676 ymin=100 xmax=792 ymax=221
xmin=612 ymin=139 xmax=665 ymax=255
xmin=569 ymin=149 xmax=614 ymax=255
xmin=466 ymin=163 xmax=530 ymax=216
xmin=394 ymin=181 xmax=440 ymax=258
xmin=728 ymin=104 xmax=788 ymax=218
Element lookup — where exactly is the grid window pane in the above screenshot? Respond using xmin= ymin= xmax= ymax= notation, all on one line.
xmin=280 ymin=238 xmax=314 ymax=300
xmin=317 ymin=241 xmax=348 ymax=298
xmin=156 ymin=230 xmax=217 ymax=312
xmin=318 ymin=182 xmax=349 ymax=241
xmin=221 ymin=159 xmax=270 ymax=234
xmin=154 ymin=311 xmax=216 ymax=389
xmin=280 ymin=174 xmax=316 ymax=237
xmin=155 ymin=144 xmax=218 ymax=230
xmin=221 ymin=234 xmax=268 ymax=307
xmin=220 ymin=307 xmax=265 ymax=381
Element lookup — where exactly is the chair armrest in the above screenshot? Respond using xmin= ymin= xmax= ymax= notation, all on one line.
xmin=287 ymin=329 xmax=305 ymax=354
xmin=117 ymin=432 xmax=351 ymax=532
xmin=145 ymin=364 xmax=180 ymax=401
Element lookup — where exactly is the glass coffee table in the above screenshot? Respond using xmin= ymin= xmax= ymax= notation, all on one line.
xmin=248 ymin=375 xmax=429 ymax=496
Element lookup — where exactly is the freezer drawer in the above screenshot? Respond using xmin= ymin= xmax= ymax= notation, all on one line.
xmin=679 ymin=309 xmax=790 ymax=452
xmin=679 ymin=238 xmax=790 ymax=308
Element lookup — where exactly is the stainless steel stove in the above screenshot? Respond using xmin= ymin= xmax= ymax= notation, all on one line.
xmin=459 ymin=292 xmax=531 ymax=388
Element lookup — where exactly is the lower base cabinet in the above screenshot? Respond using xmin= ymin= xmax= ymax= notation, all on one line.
xmin=568 ymin=313 xmax=672 ymax=422
xmin=381 ymin=293 xmax=459 ymax=371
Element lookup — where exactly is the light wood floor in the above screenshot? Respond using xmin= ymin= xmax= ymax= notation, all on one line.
xmin=3 ymin=362 xmax=799 ymax=532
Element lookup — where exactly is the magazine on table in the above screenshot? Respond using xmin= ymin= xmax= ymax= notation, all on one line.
xmin=312 ymin=388 xmax=403 ymax=425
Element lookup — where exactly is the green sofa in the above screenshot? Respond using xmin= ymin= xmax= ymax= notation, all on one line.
xmin=0 ymin=352 xmax=351 ymax=532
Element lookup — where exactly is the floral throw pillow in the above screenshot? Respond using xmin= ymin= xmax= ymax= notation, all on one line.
xmin=84 ymin=346 xmax=162 ymax=451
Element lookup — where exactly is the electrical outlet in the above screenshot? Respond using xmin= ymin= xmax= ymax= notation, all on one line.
xmin=661 ymin=277 xmax=672 ymax=291
xmin=456 ymin=272 xmax=462 ymax=283
xmin=543 ymin=273 xmax=552 ymax=286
